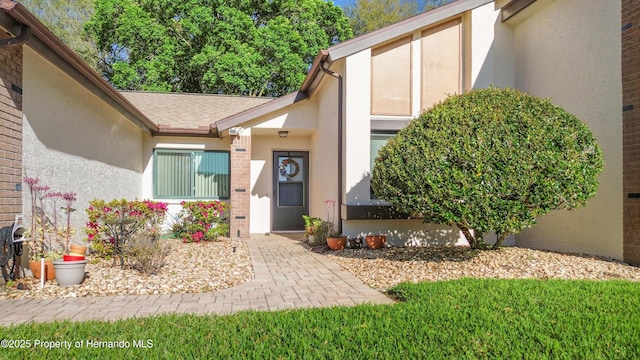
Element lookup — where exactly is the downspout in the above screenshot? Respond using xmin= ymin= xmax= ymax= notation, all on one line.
xmin=0 ymin=25 xmax=31 ymax=47
xmin=320 ymin=62 xmax=344 ymax=234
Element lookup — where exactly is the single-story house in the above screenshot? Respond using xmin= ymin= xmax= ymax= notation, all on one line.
xmin=1 ymin=0 xmax=638 ymax=265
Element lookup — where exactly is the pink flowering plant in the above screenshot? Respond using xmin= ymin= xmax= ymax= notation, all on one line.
xmin=23 ymin=176 xmax=77 ymax=260
xmin=85 ymin=199 xmax=168 ymax=256
xmin=174 ymin=201 xmax=230 ymax=243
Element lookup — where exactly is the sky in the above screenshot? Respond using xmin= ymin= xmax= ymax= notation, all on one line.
xmin=329 ymin=0 xmax=348 ymax=8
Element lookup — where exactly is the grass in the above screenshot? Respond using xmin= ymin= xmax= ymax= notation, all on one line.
xmin=1 ymin=279 xmax=638 ymax=359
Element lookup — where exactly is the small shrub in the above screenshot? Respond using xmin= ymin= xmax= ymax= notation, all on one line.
xmin=168 ymin=213 xmax=187 ymax=239
xmin=85 ymin=199 xmax=168 ymax=257
xmin=177 ymin=201 xmax=230 ymax=243
xmin=124 ymin=233 xmax=170 ymax=275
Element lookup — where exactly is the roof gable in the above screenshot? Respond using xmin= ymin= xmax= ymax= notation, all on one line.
xmin=325 ymin=0 xmax=492 ymax=62
xmin=216 ymin=0 xmax=493 ymax=131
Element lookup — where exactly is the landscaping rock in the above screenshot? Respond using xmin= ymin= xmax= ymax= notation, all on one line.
xmin=0 ymin=239 xmax=252 ymax=299
xmin=324 ymin=246 xmax=640 ymax=291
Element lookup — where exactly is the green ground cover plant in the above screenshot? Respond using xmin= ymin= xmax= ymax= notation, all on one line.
xmin=1 ymin=279 xmax=638 ymax=359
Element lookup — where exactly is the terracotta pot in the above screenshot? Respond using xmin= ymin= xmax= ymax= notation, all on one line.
xmin=70 ymin=244 xmax=87 ymax=255
xmin=326 ymin=236 xmax=347 ymax=250
xmin=365 ymin=235 xmax=387 ymax=249
xmin=29 ymin=260 xmax=56 ymax=281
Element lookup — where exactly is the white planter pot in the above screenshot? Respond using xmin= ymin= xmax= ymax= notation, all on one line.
xmin=53 ymin=260 xmax=87 ymax=287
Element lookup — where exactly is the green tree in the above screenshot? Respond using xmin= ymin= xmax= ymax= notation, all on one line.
xmin=344 ymin=0 xmax=455 ymax=36
xmin=20 ymin=0 xmax=99 ymax=69
xmin=371 ymin=88 xmax=603 ymax=249
xmin=84 ymin=0 xmax=353 ymax=96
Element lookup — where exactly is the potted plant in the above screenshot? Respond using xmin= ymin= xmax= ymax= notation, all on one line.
xmin=23 ymin=176 xmax=57 ymax=280
xmin=302 ymin=215 xmax=323 ymax=244
xmin=325 ymin=223 xmax=346 ymax=250
xmin=53 ymin=191 xmax=88 ymax=287
xmin=23 ymin=175 xmax=85 ymax=285
xmin=365 ymin=235 xmax=387 ymax=249
xmin=323 ymin=200 xmax=347 ymax=250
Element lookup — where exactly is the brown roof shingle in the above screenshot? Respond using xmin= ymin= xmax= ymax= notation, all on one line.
xmin=120 ymin=91 xmax=274 ymax=135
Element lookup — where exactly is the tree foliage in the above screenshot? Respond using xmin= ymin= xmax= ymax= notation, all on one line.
xmin=20 ymin=0 xmax=99 ymax=69
xmin=344 ymin=0 xmax=455 ymax=36
xmin=84 ymin=0 xmax=353 ymax=96
xmin=371 ymin=88 xmax=604 ymax=249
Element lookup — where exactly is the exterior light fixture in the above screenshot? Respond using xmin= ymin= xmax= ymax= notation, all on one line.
xmin=278 ymin=131 xmax=288 ymax=138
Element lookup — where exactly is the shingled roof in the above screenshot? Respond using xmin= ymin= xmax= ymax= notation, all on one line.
xmin=121 ymin=91 xmax=273 ymax=136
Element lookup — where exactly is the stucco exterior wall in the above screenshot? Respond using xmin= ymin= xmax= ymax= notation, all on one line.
xmin=22 ymin=48 xmax=146 ymax=240
xmin=470 ymin=2 xmax=514 ymax=89
xmin=510 ymin=0 xmax=623 ymax=260
xmin=309 ymin=62 xmax=342 ymax=223
xmin=344 ymin=49 xmax=372 ymax=206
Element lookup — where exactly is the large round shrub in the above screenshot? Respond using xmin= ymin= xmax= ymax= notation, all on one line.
xmin=371 ymin=87 xmax=603 ymax=249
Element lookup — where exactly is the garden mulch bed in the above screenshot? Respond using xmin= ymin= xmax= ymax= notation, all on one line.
xmin=0 ymin=238 xmax=252 ymax=300
xmin=324 ymin=246 xmax=640 ymax=290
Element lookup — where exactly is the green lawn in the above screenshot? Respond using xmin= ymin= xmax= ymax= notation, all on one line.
xmin=1 ymin=279 xmax=638 ymax=359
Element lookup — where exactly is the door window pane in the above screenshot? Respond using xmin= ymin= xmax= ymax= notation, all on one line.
xmin=278 ymin=183 xmax=304 ymax=207
xmin=277 ymin=156 xmax=304 ymax=182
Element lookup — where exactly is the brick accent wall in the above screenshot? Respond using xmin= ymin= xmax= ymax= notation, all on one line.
xmin=230 ymin=133 xmax=251 ymax=238
xmin=623 ymin=0 xmax=640 ymax=266
xmin=0 ymin=34 xmax=23 ymax=227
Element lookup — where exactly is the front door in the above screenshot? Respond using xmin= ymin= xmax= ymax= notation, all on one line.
xmin=272 ymin=151 xmax=309 ymax=231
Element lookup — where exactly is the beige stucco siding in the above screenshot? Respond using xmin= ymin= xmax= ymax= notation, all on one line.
xmin=511 ymin=0 xmax=623 ymax=260
xmin=470 ymin=3 xmax=514 ymax=88
xmin=344 ymin=50 xmax=372 ymax=206
xmin=309 ymin=61 xmax=342 ymax=223
xmin=22 ymin=47 xmax=146 ymax=238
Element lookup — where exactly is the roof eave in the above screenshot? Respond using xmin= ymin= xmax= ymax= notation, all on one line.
xmin=214 ymin=91 xmax=308 ymax=133
xmin=326 ymin=0 xmax=493 ymax=61
xmin=156 ymin=126 xmax=219 ymax=138
xmin=300 ymin=50 xmax=330 ymax=96
xmin=500 ymin=0 xmax=538 ymax=22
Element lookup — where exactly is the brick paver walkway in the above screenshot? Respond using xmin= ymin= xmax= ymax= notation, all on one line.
xmin=0 ymin=234 xmax=394 ymax=325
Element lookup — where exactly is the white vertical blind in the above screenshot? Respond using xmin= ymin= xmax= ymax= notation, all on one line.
xmin=156 ymin=151 xmax=192 ymax=197
xmin=195 ymin=152 xmax=230 ymax=198
xmin=155 ymin=150 xmax=230 ymax=198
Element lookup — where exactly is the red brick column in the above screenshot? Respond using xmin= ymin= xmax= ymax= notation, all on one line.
xmin=0 ymin=34 xmax=23 ymax=226
xmin=623 ymin=0 xmax=640 ymax=266
xmin=230 ymin=131 xmax=251 ymax=238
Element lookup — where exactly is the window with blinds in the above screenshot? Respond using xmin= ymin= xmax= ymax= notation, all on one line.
xmin=153 ymin=149 xmax=230 ymax=199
